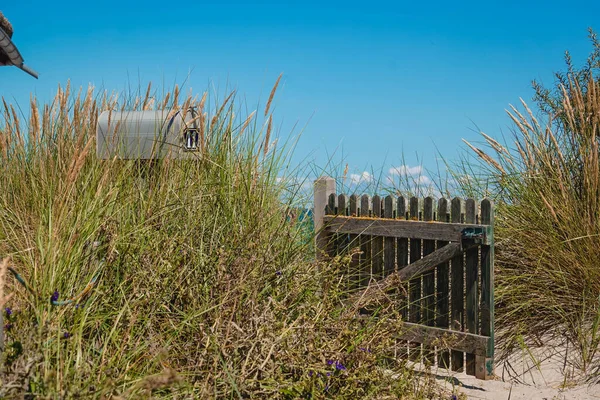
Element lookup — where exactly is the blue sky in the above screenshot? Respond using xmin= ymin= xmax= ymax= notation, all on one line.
xmin=1 ymin=0 xmax=599 ymax=191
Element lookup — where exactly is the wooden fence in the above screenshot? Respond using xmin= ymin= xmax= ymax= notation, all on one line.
xmin=314 ymin=176 xmax=495 ymax=380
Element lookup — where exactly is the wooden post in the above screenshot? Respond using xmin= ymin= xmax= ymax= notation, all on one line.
xmin=477 ymin=199 xmax=495 ymax=379
xmin=337 ymin=194 xmax=349 ymax=284
xmin=383 ymin=195 xmax=395 ymax=277
xmin=372 ymin=195 xmax=384 ymax=279
xmin=349 ymin=194 xmax=359 ymax=289
xmin=359 ymin=195 xmax=372 ymax=287
xmin=436 ymin=198 xmax=450 ymax=368
xmin=314 ymin=176 xmax=336 ymax=260
xmin=397 ymin=196 xmax=409 ymax=322
xmin=422 ymin=197 xmax=435 ymax=364
xmin=465 ymin=198 xmax=479 ymax=376
xmin=451 ymin=197 xmax=464 ymax=372
xmin=409 ymin=196 xmax=422 ymax=360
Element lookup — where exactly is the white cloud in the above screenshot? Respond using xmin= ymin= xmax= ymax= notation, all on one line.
xmin=456 ymin=175 xmax=472 ymax=184
xmin=389 ymin=165 xmax=423 ymax=176
xmin=416 ymin=175 xmax=431 ymax=185
xmin=300 ymin=180 xmax=313 ymax=190
xmin=349 ymin=171 xmax=373 ymax=184
xmin=276 ymin=176 xmax=312 ymax=191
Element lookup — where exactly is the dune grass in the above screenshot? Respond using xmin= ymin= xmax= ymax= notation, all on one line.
xmin=449 ymin=36 xmax=600 ymax=381
xmin=0 ymin=81 xmax=447 ymax=398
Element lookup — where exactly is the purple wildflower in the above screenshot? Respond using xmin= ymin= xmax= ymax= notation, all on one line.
xmin=451 ymin=396 xmax=458 ymax=400
xmin=51 ymin=290 xmax=59 ymax=303
xmin=4 ymin=323 xmax=13 ymax=331
xmin=63 ymin=332 xmax=71 ymax=339
xmin=326 ymin=360 xmax=334 ymax=366
xmin=326 ymin=372 xmax=331 ymax=377
xmin=275 ymin=271 xmax=282 ymax=276
xmin=335 ymin=361 xmax=346 ymax=371
xmin=5 ymin=307 xmax=12 ymax=317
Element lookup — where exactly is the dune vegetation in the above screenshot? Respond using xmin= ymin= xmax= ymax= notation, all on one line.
xmin=0 ymin=81 xmax=448 ymax=399
xmin=3 ymin=30 xmax=600 ymax=399
xmin=452 ymin=29 xmax=600 ymax=381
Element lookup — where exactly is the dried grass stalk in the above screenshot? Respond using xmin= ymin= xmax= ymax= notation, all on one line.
xmin=265 ymin=74 xmax=282 ymax=117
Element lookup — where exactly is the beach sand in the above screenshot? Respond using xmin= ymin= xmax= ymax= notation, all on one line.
xmin=429 ymin=342 xmax=600 ymax=399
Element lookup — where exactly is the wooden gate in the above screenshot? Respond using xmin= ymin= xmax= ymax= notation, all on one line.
xmin=314 ymin=177 xmax=495 ymax=380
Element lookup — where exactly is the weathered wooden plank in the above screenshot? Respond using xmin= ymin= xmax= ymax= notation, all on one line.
xmin=397 ymin=242 xmax=465 ymax=281
xmin=423 ymin=197 xmax=436 ymax=365
xmin=322 ymin=216 xmax=491 ymax=244
xmin=451 ymin=197 xmax=464 ymax=372
xmin=409 ymin=197 xmax=422 ymax=361
xmin=337 ymin=193 xmax=348 ymax=218
xmin=343 ymin=242 xmax=468 ymax=309
xmin=349 ymin=195 xmax=359 ymax=218
xmin=383 ymin=195 xmax=395 ymax=277
xmin=436 ymin=198 xmax=450 ymax=368
xmin=409 ymin=197 xmax=422 ymax=324
xmin=372 ymin=195 xmax=384 ymax=279
xmin=337 ymin=194 xmax=348 ymax=217
xmin=325 ymin=193 xmax=337 ymax=258
xmin=353 ymin=316 xmax=491 ymax=357
xmin=477 ymin=198 xmax=495 ymax=379
xmin=348 ymin=194 xmax=360 ymax=290
xmin=359 ymin=195 xmax=371 ymax=288
xmin=327 ymin=193 xmax=336 ymax=216
xmin=422 ymin=197 xmax=436 ymax=323
xmin=465 ymin=198 xmax=478 ymax=376
xmin=397 ymin=196 xmax=409 ymax=322
xmin=396 ymin=322 xmax=491 ymax=357
xmin=337 ymin=194 xmax=349 ymax=282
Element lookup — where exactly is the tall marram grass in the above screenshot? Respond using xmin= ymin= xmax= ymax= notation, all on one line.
xmin=455 ymin=73 xmax=600 ymax=380
xmin=0 ymin=82 xmax=440 ymax=398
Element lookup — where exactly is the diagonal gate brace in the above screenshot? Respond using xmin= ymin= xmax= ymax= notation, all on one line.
xmin=346 ymin=239 xmax=478 ymax=307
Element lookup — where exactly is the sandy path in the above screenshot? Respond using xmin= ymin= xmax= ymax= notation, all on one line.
xmin=429 ymin=344 xmax=600 ymax=399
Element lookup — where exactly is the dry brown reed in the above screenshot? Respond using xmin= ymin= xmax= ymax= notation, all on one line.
xmin=460 ymin=73 xmax=600 ymax=376
xmin=264 ymin=73 xmax=282 ymax=117
xmin=240 ymin=110 xmax=255 ymax=136
xmin=264 ymin=115 xmax=273 ymax=157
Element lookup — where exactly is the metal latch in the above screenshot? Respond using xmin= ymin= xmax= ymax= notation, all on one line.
xmin=461 ymin=227 xmax=486 ymax=244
